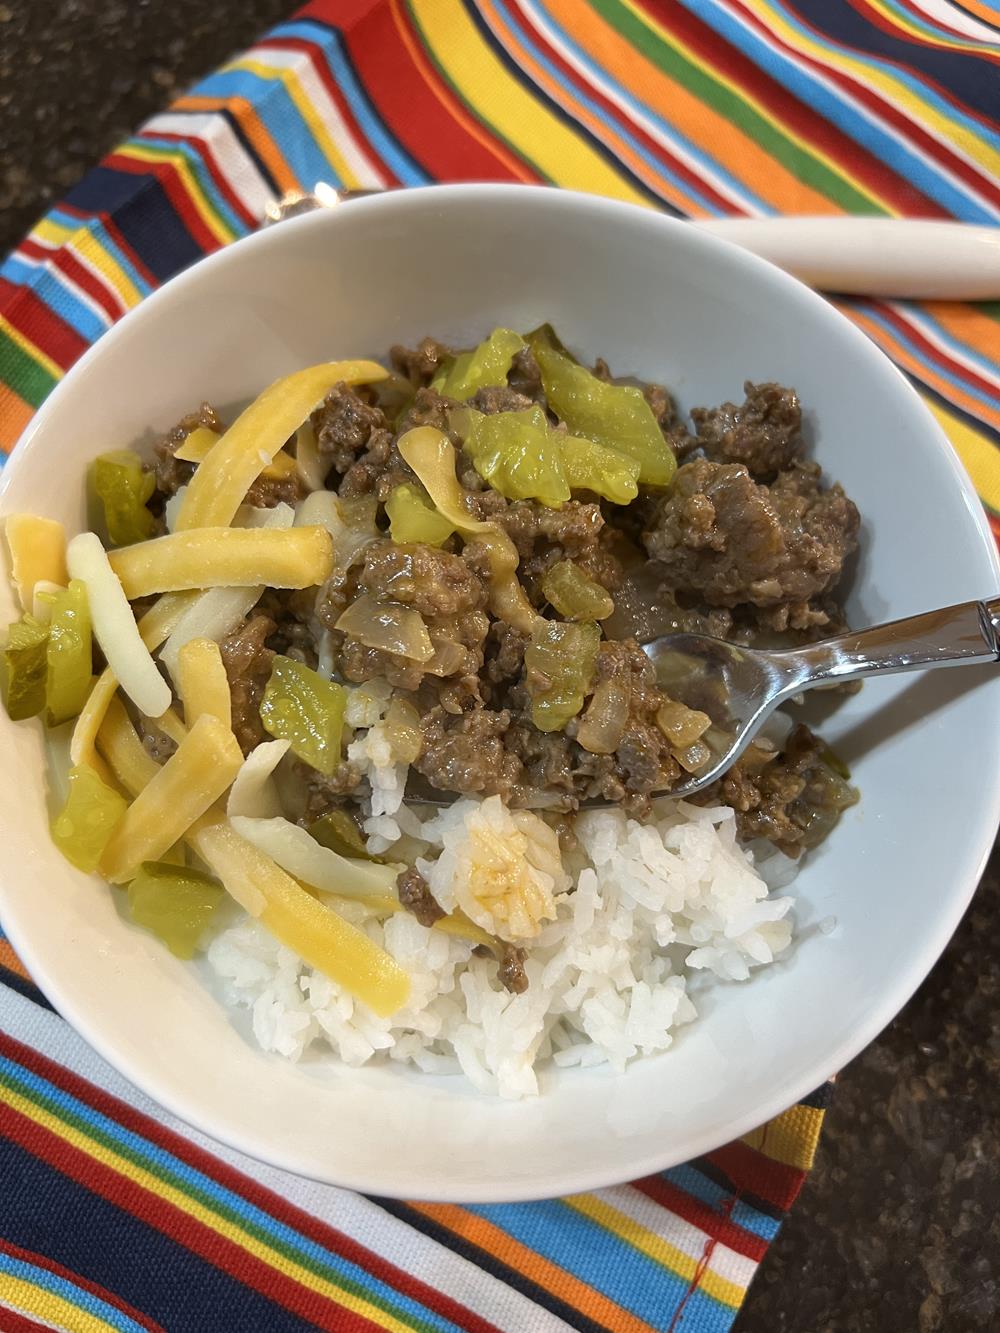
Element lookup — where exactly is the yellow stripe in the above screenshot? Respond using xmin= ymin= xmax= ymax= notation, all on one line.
xmin=0 ymin=316 xmax=62 ymax=381
xmin=32 ymin=217 xmax=79 ymax=248
xmin=616 ymin=0 xmax=891 ymax=213
xmin=753 ymin=2 xmax=1000 ymax=180
xmin=865 ymin=0 xmax=995 ymax=55
xmin=411 ymin=0 xmax=649 ymax=204
xmin=925 ymin=395 xmax=1000 ymax=514
xmin=565 ymin=1194 xmax=745 ymax=1307
xmin=119 ymin=144 xmax=234 ymax=246
xmin=2 ymin=1276 xmax=120 ymax=1333
xmin=0 ymin=1084 xmax=407 ymax=1332
xmin=225 ymin=57 xmax=364 ymax=190
xmin=30 ymin=216 xmax=143 ymax=310
xmin=741 ymin=1104 xmax=824 ymax=1171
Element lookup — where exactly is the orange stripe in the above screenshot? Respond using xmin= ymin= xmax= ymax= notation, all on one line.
xmin=173 ymin=95 xmax=300 ymax=193
xmin=411 ymin=1203 xmax=660 ymax=1333
xmin=952 ymin=0 xmax=1000 ymax=26
xmin=847 ymin=308 xmax=1000 ymax=432
xmin=550 ymin=0 xmax=841 ymax=215
xmin=913 ymin=303 xmax=1000 ymax=368
xmin=479 ymin=0 xmax=703 ymax=213
xmin=0 ymin=382 xmax=35 ymax=451
xmin=0 ymin=940 xmax=30 ymax=981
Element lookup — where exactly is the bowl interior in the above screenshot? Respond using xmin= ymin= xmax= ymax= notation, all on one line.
xmin=1 ymin=187 xmax=997 ymax=1201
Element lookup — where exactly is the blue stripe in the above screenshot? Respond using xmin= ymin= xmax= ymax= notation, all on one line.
xmin=127 ymin=136 xmax=249 ymax=239
xmin=902 ymin=306 xmax=1000 ymax=385
xmin=0 ymin=254 xmax=110 ymax=343
xmin=47 ymin=211 xmax=154 ymax=302
xmin=0 ymin=1055 xmax=466 ymax=1333
xmin=65 ymin=170 xmax=204 ymax=283
xmin=675 ymin=0 xmax=1000 ymax=223
xmin=191 ymin=67 xmax=342 ymax=190
xmin=531 ymin=0 xmax=774 ymax=216
xmin=276 ymin=20 xmax=430 ymax=186
xmin=469 ymin=1198 xmax=732 ymax=1328
xmin=0 ymin=1250 xmax=146 ymax=1332
xmin=663 ymin=1165 xmax=780 ymax=1241
xmin=857 ymin=305 xmax=1000 ymax=412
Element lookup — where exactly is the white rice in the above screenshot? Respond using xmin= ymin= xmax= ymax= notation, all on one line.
xmin=206 ymin=767 xmax=797 ymax=1097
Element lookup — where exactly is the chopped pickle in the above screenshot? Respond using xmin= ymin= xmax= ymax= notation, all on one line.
xmin=524 ymin=620 xmax=601 ymax=732
xmin=127 ymin=861 xmax=224 ymax=959
xmin=260 ymin=655 xmax=346 ymax=775
xmin=309 ymin=809 xmax=384 ymax=862
xmin=385 ymin=483 xmax=455 ymax=547
xmin=92 ymin=451 xmax=157 ymax=547
xmin=432 ymin=328 xmax=525 ymax=400
xmin=527 ymin=329 xmax=676 ymax=487
xmin=561 ymin=436 xmax=641 ymax=504
xmin=51 ymin=764 xmax=127 ymax=872
xmin=540 ymin=560 xmax=614 ymax=621
xmin=2 ymin=614 xmax=49 ymax=720
xmin=459 ymin=405 xmax=570 ymax=508
xmin=45 ymin=579 xmax=93 ymax=726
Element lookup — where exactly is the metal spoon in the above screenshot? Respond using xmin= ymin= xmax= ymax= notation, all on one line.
xmin=408 ymin=598 xmax=1000 ymax=808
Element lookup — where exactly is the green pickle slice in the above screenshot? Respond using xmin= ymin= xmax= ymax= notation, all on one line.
xmin=541 ymin=561 xmax=614 ymax=621
xmin=260 ymin=655 xmax=347 ymax=775
xmin=525 ymin=620 xmax=601 ymax=732
xmin=432 ymin=328 xmax=525 ymax=401
xmin=2 ymin=614 xmax=50 ymax=721
xmin=93 ymin=450 xmax=157 ymax=546
xmin=459 ymin=405 xmax=570 ymax=508
xmin=309 ymin=809 xmax=385 ymax=862
xmin=51 ymin=764 xmax=128 ymax=872
xmin=385 ymin=483 xmax=455 ymax=547
xmin=45 ymin=579 xmax=93 ymax=726
xmin=127 ymin=861 xmax=225 ymax=959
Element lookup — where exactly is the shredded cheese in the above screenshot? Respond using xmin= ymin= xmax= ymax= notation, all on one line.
xmin=67 ymin=532 xmax=172 ymax=720
xmin=176 ymin=638 xmax=232 ymax=731
xmin=174 ymin=360 xmax=386 ymax=531
xmin=4 ymin=514 xmax=68 ymax=611
xmin=158 ymin=585 xmax=262 ymax=681
xmin=295 ymin=421 xmax=327 ymax=492
xmin=99 ymin=713 xmax=243 ymax=883
xmin=96 ymin=697 xmax=160 ymax=796
xmin=194 ymin=822 xmax=411 ymax=1017
xmin=107 ymin=526 xmax=333 ymax=598
xmin=227 ymin=740 xmax=289 ymax=819
xmin=229 ymin=814 xmax=400 ymax=898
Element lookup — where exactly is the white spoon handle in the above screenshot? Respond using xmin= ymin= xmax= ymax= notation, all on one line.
xmin=694 ymin=217 xmax=1000 ymax=300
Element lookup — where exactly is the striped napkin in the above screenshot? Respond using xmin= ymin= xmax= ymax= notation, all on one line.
xmin=1 ymin=3 xmax=998 ymax=1329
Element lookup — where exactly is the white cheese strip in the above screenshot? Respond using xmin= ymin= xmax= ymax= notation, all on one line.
xmin=159 ymin=585 xmax=263 ymax=680
xmin=227 ymin=739 xmax=290 ymax=819
xmin=229 ymin=814 xmax=400 ymax=898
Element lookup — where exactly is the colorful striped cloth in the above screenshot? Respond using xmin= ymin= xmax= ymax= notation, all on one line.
xmin=0 ymin=1 xmax=997 ymax=1329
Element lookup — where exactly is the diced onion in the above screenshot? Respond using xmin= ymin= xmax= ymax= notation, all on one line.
xmin=295 ymin=490 xmax=378 ymax=569
xmin=230 ymin=814 xmax=399 ymax=898
xmin=335 ymin=594 xmax=433 ymax=662
xmin=67 ymin=532 xmax=171 ymax=719
xmin=227 ymin=740 xmax=290 ymax=819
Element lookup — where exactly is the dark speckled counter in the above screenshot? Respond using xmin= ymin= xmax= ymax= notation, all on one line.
xmin=3 ymin=5 xmax=998 ymax=1327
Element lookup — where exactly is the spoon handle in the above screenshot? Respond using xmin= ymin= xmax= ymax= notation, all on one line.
xmin=694 ymin=218 xmax=1000 ymax=300
xmin=778 ymin=598 xmax=1000 ymax=691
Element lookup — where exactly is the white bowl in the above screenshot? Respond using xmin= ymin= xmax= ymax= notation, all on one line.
xmin=1 ymin=186 xmax=997 ymax=1202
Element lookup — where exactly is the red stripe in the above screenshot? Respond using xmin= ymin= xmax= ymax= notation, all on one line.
xmin=631 ymin=1176 xmax=768 ymax=1262
xmin=0 ymin=1308 xmax=55 ymax=1333
xmin=0 ymin=278 xmax=89 ymax=371
xmin=0 ymin=1032 xmax=500 ymax=1333
xmin=706 ymin=1141 xmax=807 ymax=1212
xmin=988 ymin=510 xmax=1000 ymax=548
xmin=103 ymin=154 xmax=221 ymax=255
xmin=53 ymin=201 xmax=161 ymax=292
xmin=847 ymin=0 xmax=1000 ymax=67
xmin=0 ymin=1236 xmax=167 ymax=1333
xmin=501 ymin=0 xmax=743 ymax=213
xmin=888 ymin=0 xmax=995 ymax=42
xmin=301 ymin=0 xmax=531 ymax=182
xmin=0 ymin=1101 xmax=381 ymax=1333
xmin=259 ymin=34 xmax=400 ymax=187
xmin=640 ymin=0 xmax=952 ymax=218
xmin=871 ymin=303 xmax=1000 ymax=402
xmin=136 ymin=130 xmax=259 ymax=230
xmin=17 ymin=239 xmax=127 ymax=323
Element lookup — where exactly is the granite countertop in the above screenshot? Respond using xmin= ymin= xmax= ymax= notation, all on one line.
xmin=3 ymin=4 xmax=999 ymax=1328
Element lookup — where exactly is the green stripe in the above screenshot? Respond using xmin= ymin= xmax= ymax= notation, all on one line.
xmin=593 ymin=0 xmax=887 ymax=215
xmin=0 ymin=328 xmax=59 ymax=409
xmin=0 ymin=1067 xmax=438 ymax=1333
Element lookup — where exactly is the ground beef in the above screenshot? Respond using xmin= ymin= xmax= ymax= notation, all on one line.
xmin=491 ymin=498 xmax=605 ymax=560
xmin=303 ymin=762 xmax=366 ymax=821
xmin=691 ymin=381 xmax=803 ymax=477
xmin=220 ymin=612 xmax=275 ymax=754
xmin=337 ymin=640 xmax=430 ymax=691
xmin=243 ymin=468 xmax=306 ymax=510
xmin=469 ymin=385 xmax=534 ymax=415
xmin=643 ymin=457 xmax=858 ymax=608
xmin=644 ymin=382 xmax=675 ymax=429
xmin=256 ymin=588 xmax=318 ymax=666
xmin=360 ymin=542 xmax=487 ymax=618
xmin=135 ymin=716 xmax=177 ymax=763
xmin=508 ymin=346 xmax=543 ymax=400
xmin=153 ymin=402 xmax=222 ymax=497
xmin=312 ymin=383 xmax=390 ymax=477
xmin=396 ymin=866 xmax=445 ymax=926
xmin=498 ymin=943 xmax=529 ymax=994
xmin=390 ymin=338 xmax=453 ymax=386
xmin=415 ymin=704 xmax=522 ymax=797
xmin=337 ymin=430 xmax=413 ymax=499
xmin=696 ymin=725 xmax=857 ymax=857
xmin=579 ymin=639 xmax=680 ymax=793
xmin=394 ymin=386 xmax=457 ymax=437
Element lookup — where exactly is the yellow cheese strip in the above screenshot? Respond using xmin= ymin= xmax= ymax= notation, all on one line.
xmin=194 ymin=822 xmax=410 ymax=1018
xmin=96 ymin=696 xmax=160 ymax=796
xmin=100 ymin=713 xmax=243 ymax=883
xmin=176 ymin=637 xmax=232 ymax=730
xmin=176 ymin=428 xmax=298 ymax=483
xmin=70 ymin=592 xmax=194 ymax=770
xmin=175 ymin=360 xmax=386 ymax=531
xmin=4 ymin=514 xmax=68 ymax=611
xmin=150 ymin=706 xmax=187 ymax=745
xmin=107 ymin=526 xmax=333 ymax=598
